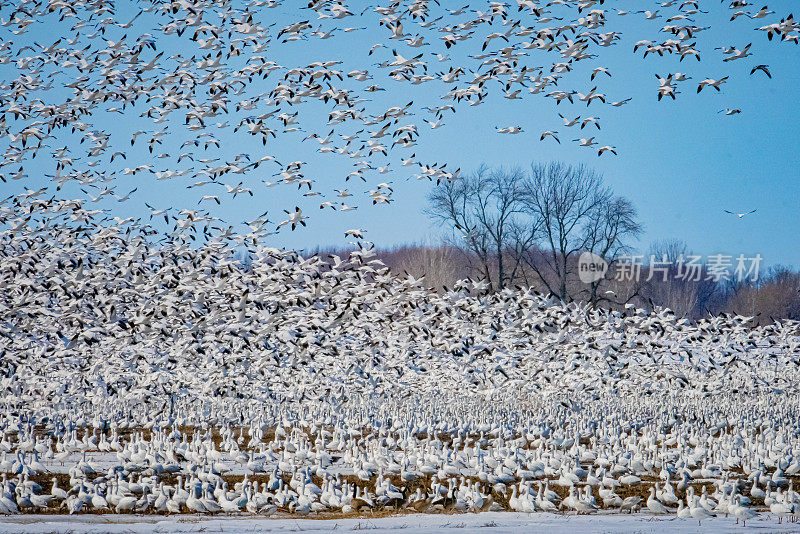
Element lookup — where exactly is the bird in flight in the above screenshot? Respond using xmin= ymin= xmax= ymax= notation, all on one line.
xmin=344 ymin=228 xmax=365 ymax=239
xmin=540 ymin=130 xmax=560 ymax=143
xmin=724 ymin=209 xmax=757 ymax=218
xmin=495 ymin=126 xmax=523 ymax=134
xmin=750 ymin=64 xmax=772 ymax=78
xmin=697 ymin=77 xmax=729 ymax=93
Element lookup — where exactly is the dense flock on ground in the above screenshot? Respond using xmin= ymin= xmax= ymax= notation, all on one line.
xmin=1 ymin=215 xmax=800 ymax=526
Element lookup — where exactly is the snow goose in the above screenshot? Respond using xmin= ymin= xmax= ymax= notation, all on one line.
xmin=677 ymin=499 xmax=692 ymax=519
xmin=619 ymin=495 xmax=642 ymax=513
xmin=770 ymin=493 xmax=791 ymax=523
xmin=697 ymin=76 xmax=729 ymax=93
xmin=690 ymin=495 xmax=715 ymax=525
xmin=50 ymin=477 xmax=68 ymax=500
xmin=535 ymin=484 xmax=558 ymax=511
xmin=185 ymin=486 xmax=208 ymax=513
xmin=646 ymin=486 xmax=669 ymax=514
xmin=750 ymin=478 xmax=766 ymax=499
xmin=115 ymin=491 xmax=137 ymax=513
xmin=731 ymin=494 xmax=757 ymax=526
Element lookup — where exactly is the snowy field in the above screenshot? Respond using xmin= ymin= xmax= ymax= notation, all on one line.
xmin=1 ymin=513 xmax=798 ymax=534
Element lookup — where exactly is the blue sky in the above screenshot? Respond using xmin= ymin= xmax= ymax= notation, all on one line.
xmin=4 ymin=1 xmax=800 ymax=268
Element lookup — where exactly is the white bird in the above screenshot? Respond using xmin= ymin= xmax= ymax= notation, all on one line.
xmin=689 ymin=496 xmax=715 ymax=525
xmin=574 ymin=137 xmax=598 ymax=147
xmin=698 ymin=77 xmax=729 ymax=93
xmin=344 ymin=229 xmax=365 ymax=239
xmin=730 ymin=494 xmax=757 ymax=526
xmin=277 ymin=207 xmax=307 ymax=230
xmin=646 ymin=487 xmax=669 ymax=514
xmin=724 ymin=209 xmax=756 ymax=218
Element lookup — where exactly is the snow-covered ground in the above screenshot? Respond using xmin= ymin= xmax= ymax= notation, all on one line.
xmin=0 ymin=513 xmax=795 ymax=534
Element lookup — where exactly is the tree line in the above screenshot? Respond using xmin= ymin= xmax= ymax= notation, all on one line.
xmin=404 ymin=162 xmax=797 ymax=325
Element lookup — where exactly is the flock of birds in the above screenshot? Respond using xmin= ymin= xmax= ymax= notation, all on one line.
xmin=0 ymin=0 xmax=797 ymax=238
xmin=0 ymin=0 xmax=798 ymax=525
xmin=0 ymin=207 xmax=800 ymax=524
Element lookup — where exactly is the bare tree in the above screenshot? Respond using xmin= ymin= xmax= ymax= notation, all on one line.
xmin=583 ymin=197 xmax=643 ymax=306
xmin=726 ymin=266 xmax=800 ymax=324
xmin=639 ymin=239 xmax=700 ymax=317
xmin=521 ymin=162 xmax=611 ymax=301
xmin=427 ymin=165 xmax=534 ymax=291
xmin=649 ymin=238 xmax=688 ymax=264
xmin=428 ymin=162 xmax=641 ymax=302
